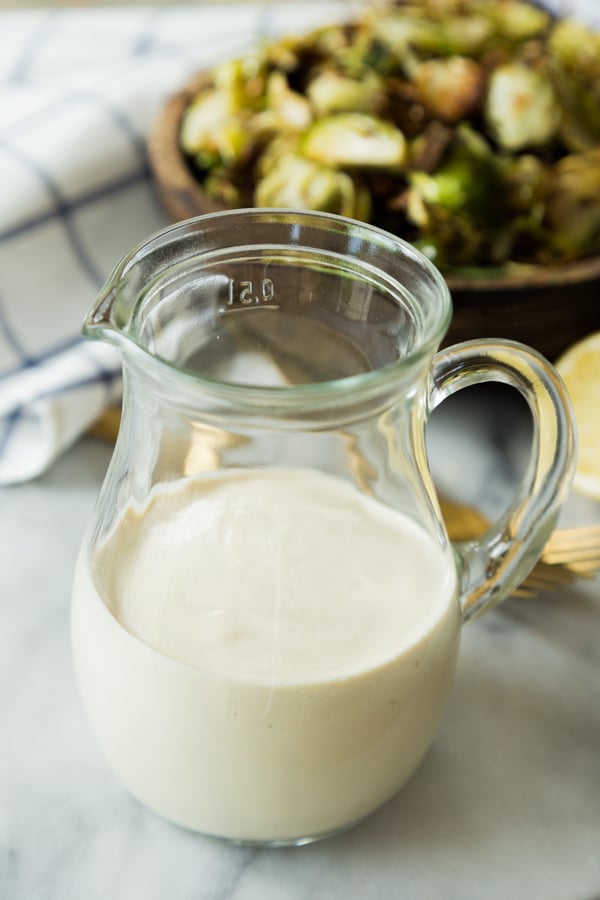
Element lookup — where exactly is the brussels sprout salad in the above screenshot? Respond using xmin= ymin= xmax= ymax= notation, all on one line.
xmin=179 ymin=0 xmax=600 ymax=270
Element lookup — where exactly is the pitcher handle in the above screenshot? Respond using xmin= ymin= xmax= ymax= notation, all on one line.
xmin=428 ymin=339 xmax=576 ymax=623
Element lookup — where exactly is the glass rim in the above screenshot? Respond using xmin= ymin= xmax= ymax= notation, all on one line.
xmin=85 ymin=208 xmax=454 ymax=408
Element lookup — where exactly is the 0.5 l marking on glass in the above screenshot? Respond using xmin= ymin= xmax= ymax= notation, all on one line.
xmin=226 ymin=278 xmax=276 ymax=308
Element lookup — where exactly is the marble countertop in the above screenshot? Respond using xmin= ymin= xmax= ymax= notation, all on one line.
xmin=2 ymin=386 xmax=599 ymax=900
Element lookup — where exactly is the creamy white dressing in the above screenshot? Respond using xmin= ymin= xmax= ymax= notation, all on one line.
xmin=72 ymin=468 xmax=460 ymax=842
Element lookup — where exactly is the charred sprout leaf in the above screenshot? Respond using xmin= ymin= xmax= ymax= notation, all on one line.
xmin=256 ymin=132 xmax=303 ymax=178
xmin=545 ymin=148 xmax=600 ymax=259
xmin=368 ymin=9 xmax=494 ymax=59
xmin=500 ymin=154 xmax=549 ymax=215
xmin=307 ymin=69 xmax=385 ymax=116
xmin=265 ymin=32 xmax=310 ymax=73
xmin=304 ymin=23 xmax=356 ymax=60
xmin=411 ymin=205 xmax=484 ymax=266
xmin=548 ymin=18 xmax=600 ymax=71
xmin=212 ymin=55 xmax=268 ymax=111
xmin=181 ymin=90 xmax=255 ymax=166
xmin=367 ymin=12 xmax=441 ymax=60
xmin=548 ymin=20 xmax=600 ymax=151
xmin=410 ymin=121 xmax=454 ymax=172
xmin=265 ymin=24 xmax=356 ymax=76
xmin=408 ymin=128 xmax=499 ymax=217
xmin=472 ymin=0 xmax=550 ymax=41
xmin=490 ymin=155 xmax=550 ymax=261
xmin=180 ymin=54 xmax=271 ymax=163
xmin=557 ymin=90 xmax=600 ymax=153
xmin=255 ymin=153 xmax=371 ymax=219
xmin=203 ymin=167 xmax=242 ymax=207
xmin=181 ymin=90 xmax=229 ymax=154
xmin=430 ymin=15 xmax=496 ymax=56
xmin=485 ymin=63 xmax=560 ymax=151
xmin=413 ymin=56 xmax=485 ymax=123
xmin=406 ymin=124 xmax=503 ymax=264
xmin=261 ymin=71 xmax=312 ymax=131
xmin=302 ymin=113 xmax=407 ymax=168
xmin=341 ymin=35 xmax=400 ymax=78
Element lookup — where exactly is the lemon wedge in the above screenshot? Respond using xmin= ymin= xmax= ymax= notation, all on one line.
xmin=555 ymin=331 xmax=600 ymax=500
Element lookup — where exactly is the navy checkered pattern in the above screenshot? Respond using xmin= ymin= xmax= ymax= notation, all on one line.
xmin=0 ymin=2 xmax=346 ymax=483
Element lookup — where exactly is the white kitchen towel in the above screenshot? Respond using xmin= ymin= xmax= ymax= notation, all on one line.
xmin=0 ymin=1 xmax=597 ymax=485
xmin=0 ymin=2 xmax=346 ymax=484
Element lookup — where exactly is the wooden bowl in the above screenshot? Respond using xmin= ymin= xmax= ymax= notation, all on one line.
xmin=440 ymin=260 xmax=600 ymax=359
xmin=148 ymin=74 xmax=600 ymax=362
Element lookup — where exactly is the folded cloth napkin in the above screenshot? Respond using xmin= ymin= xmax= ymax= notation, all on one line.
xmin=0 ymin=2 xmax=346 ymax=484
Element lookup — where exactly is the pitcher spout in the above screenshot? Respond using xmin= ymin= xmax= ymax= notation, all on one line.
xmin=83 ymin=283 xmax=119 ymax=338
xmin=83 ymin=266 xmax=139 ymax=345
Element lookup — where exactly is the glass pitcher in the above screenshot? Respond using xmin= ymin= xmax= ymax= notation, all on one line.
xmin=71 ymin=209 xmax=575 ymax=846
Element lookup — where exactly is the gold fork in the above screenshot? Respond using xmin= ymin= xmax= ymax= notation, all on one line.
xmin=440 ymin=496 xmax=600 ymax=598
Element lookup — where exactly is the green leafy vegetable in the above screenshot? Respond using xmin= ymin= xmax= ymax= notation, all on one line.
xmin=178 ymin=0 xmax=600 ymax=269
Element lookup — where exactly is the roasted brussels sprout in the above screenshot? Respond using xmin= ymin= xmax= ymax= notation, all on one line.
xmin=485 ymin=63 xmax=560 ymax=151
xmin=473 ymin=0 xmax=549 ymax=41
xmin=367 ymin=9 xmax=494 ymax=59
xmin=306 ymin=69 xmax=385 ymax=116
xmin=302 ymin=113 xmax=407 ymax=169
xmin=405 ymin=125 xmax=504 ymax=264
xmin=255 ymin=153 xmax=371 ymax=220
xmin=548 ymin=19 xmax=600 ymax=152
xmin=412 ymin=56 xmax=485 ymax=123
xmin=178 ymin=0 xmax=600 ymax=270
xmin=545 ymin=149 xmax=600 ymax=259
xmin=261 ymin=71 xmax=312 ymax=131
xmin=180 ymin=91 xmax=255 ymax=169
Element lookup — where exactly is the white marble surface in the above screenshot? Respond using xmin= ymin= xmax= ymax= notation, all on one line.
xmin=1 ymin=386 xmax=599 ymax=900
